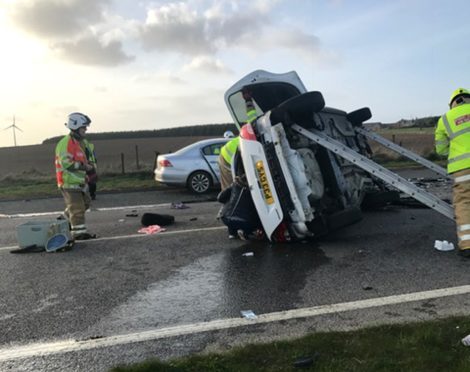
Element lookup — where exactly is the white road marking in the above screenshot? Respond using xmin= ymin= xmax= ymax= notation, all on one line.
xmin=0 ymin=226 xmax=226 ymax=252
xmin=1 ymin=284 xmax=470 ymax=361
xmin=0 ymin=203 xmax=174 ymax=219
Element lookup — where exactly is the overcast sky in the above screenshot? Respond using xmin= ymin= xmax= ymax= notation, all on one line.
xmin=0 ymin=0 xmax=469 ymax=148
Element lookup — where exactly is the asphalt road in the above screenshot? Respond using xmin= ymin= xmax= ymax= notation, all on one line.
xmin=0 ymin=171 xmax=469 ymax=371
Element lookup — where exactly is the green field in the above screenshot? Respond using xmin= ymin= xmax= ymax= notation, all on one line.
xmin=0 ymin=172 xmax=158 ymax=201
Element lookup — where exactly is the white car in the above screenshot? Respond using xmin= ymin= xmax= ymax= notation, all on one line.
xmin=154 ymin=138 xmax=229 ymax=193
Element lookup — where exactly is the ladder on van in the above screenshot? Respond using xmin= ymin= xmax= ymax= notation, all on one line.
xmin=291 ymin=124 xmax=454 ymax=220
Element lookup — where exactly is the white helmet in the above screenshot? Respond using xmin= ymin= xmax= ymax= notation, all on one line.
xmin=223 ymin=130 xmax=235 ymax=139
xmin=66 ymin=112 xmax=91 ymax=130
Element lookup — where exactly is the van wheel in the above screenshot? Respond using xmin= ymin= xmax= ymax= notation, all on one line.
xmin=187 ymin=171 xmax=212 ymax=194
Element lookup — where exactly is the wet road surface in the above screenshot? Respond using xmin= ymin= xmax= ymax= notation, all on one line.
xmin=0 ymin=171 xmax=469 ymax=371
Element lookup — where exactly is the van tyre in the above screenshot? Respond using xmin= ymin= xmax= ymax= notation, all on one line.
xmin=347 ymin=107 xmax=372 ymax=127
xmin=188 ymin=171 xmax=212 ymax=194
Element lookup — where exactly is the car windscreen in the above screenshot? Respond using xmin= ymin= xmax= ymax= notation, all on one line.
xmin=227 ymin=82 xmax=301 ymax=125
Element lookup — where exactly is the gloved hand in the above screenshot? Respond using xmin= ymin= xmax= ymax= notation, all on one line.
xmin=84 ymin=163 xmax=94 ymax=172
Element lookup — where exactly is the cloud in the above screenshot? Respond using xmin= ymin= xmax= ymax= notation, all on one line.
xmin=139 ymin=3 xmax=212 ymax=55
xmin=182 ymin=56 xmax=232 ymax=74
xmin=52 ymin=35 xmax=134 ymax=66
xmin=138 ymin=1 xmax=267 ymax=56
xmin=136 ymin=1 xmax=332 ymax=66
xmin=9 ymin=0 xmax=109 ymax=39
xmin=8 ymin=0 xmax=134 ymax=66
xmin=133 ymin=72 xmax=186 ymax=85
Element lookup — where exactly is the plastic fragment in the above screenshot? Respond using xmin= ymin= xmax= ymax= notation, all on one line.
xmin=171 ymin=202 xmax=189 ymax=209
xmin=240 ymin=310 xmax=257 ymax=320
xmin=462 ymin=334 xmax=470 ymax=346
xmin=434 ymin=240 xmax=454 ymax=251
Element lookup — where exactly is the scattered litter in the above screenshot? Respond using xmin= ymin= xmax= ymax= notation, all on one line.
xmin=242 ymin=252 xmax=254 ymax=257
xmin=125 ymin=213 xmax=138 ymax=217
xmin=293 ymin=356 xmax=315 ymax=368
xmin=189 ymin=217 xmax=198 ymax=221
xmin=434 ymin=240 xmax=455 ymax=251
xmin=462 ymin=334 xmax=470 ymax=346
xmin=141 ymin=213 xmax=175 ymax=226
xmin=240 ymin=310 xmax=257 ymax=320
xmin=118 ymin=219 xmax=125 ymax=223
xmin=138 ymin=225 xmax=166 ymax=234
xmin=171 ymin=202 xmax=189 ymax=209
xmin=45 ymin=233 xmax=72 ymax=252
xmin=362 ymin=284 xmax=373 ymax=291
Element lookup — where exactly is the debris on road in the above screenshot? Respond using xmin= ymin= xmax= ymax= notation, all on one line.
xmin=141 ymin=213 xmax=175 ymax=226
xmin=242 ymin=252 xmax=254 ymax=257
xmin=138 ymin=225 xmax=166 ymax=235
xmin=171 ymin=202 xmax=189 ymax=209
xmin=125 ymin=213 xmax=139 ymax=217
xmin=189 ymin=217 xmax=198 ymax=221
xmin=434 ymin=240 xmax=455 ymax=251
xmin=240 ymin=310 xmax=257 ymax=320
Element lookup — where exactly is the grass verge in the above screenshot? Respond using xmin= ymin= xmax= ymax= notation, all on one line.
xmin=0 ymin=171 xmax=159 ymax=201
xmin=110 ymin=316 xmax=470 ymax=372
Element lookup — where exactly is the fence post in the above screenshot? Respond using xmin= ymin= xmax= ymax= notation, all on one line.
xmin=392 ymin=134 xmax=396 ymax=143
xmin=121 ymin=153 xmax=125 ymax=174
xmin=135 ymin=145 xmax=140 ymax=170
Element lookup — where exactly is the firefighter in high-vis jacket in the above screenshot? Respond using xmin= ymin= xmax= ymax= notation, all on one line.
xmin=55 ymin=112 xmax=96 ymax=240
xmin=435 ymin=88 xmax=470 ymax=257
xmin=218 ymin=88 xmax=257 ymax=191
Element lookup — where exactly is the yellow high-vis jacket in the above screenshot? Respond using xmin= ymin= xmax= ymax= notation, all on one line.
xmin=221 ymin=137 xmax=240 ymax=165
xmin=435 ymin=103 xmax=470 ymax=174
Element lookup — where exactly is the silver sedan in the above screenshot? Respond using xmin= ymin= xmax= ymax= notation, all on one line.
xmin=154 ymin=138 xmax=229 ymax=193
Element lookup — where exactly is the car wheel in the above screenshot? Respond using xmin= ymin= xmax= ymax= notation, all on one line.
xmin=187 ymin=171 xmax=212 ymax=194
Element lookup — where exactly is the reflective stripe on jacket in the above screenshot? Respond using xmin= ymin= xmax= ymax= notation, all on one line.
xmin=435 ymin=103 xmax=470 ymax=173
xmin=220 ymin=137 xmax=240 ymax=165
xmin=55 ymin=134 xmax=88 ymax=188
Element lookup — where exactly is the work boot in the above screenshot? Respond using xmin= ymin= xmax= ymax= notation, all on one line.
xmin=74 ymin=232 xmax=97 ymax=241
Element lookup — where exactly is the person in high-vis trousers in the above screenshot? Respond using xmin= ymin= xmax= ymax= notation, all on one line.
xmin=435 ymin=88 xmax=470 ymax=257
xmin=55 ymin=112 xmax=96 ymax=240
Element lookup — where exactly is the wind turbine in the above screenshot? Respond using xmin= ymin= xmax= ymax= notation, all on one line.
xmin=4 ymin=116 xmax=22 ymax=147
